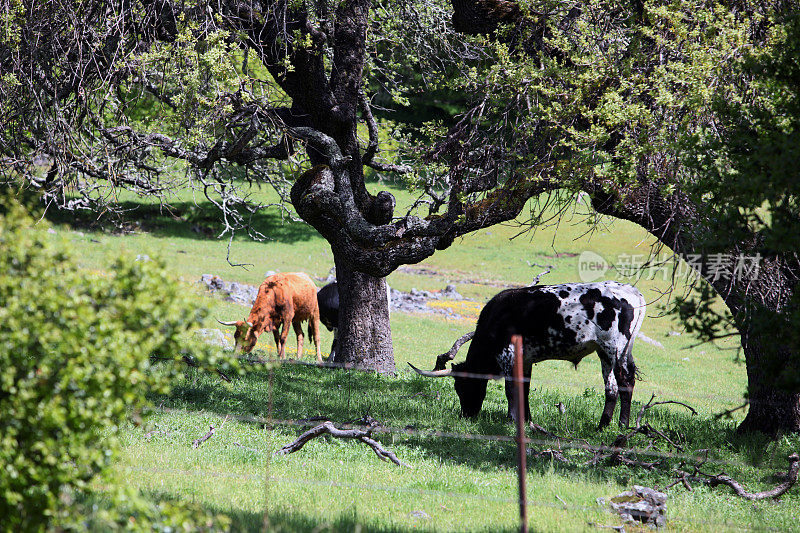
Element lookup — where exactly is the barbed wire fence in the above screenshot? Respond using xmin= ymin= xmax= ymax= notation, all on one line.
xmin=142 ymin=347 xmax=799 ymax=532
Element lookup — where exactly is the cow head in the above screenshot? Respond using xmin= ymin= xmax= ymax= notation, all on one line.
xmin=218 ymin=285 xmax=288 ymax=353
xmin=453 ymin=366 xmax=489 ymax=418
xmin=217 ymin=319 xmax=256 ymax=352
xmin=408 ymin=362 xmax=489 ymax=418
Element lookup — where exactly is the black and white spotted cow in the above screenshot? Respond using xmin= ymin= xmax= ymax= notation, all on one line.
xmin=317 ymin=282 xmax=340 ymax=359
xmin=410 ymin=281 xmax=646 ymax=429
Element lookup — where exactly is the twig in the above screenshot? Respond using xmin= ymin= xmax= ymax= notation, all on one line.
xmin=586 ymin=394 xmax=694 ymax=468
xmin=646 ymin=399 xmax=697 ymax=416
xmin=526 ymin=261 xmax=555 ymax=270
xmin=529 ymin=423 xmax=564 ymax=440
xmin=193 ymin=427 xmax=216 ymax=448
xmin=663 ymin=472 xmax=693 ymax=491
xmin=277 ymin=421 xmax=408 ymax=467
xmin=192 ymin=415 xmax=230 ymax=449
xmin=178 ymin=354 xmax=231 ymax=383
xmin=615 ymin=394 xmax=696 ymax=450
xmin=632 ymin=394 xmax=696 ymax=428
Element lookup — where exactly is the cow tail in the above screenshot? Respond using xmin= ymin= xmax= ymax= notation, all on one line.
xmin=623 ymin=291 xmax=647 ymax=380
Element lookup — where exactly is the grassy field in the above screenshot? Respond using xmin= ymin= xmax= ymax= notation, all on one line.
xmin=41 ymin=180 xmax=800 ymax=531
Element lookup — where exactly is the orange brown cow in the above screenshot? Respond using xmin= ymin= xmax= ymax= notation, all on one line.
xmin=219 ymin=272 xmax=322 ymax=362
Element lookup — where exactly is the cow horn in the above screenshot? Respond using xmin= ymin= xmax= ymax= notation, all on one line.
xmin=216 ymin=318 xmax=239 ymax=326
xmin=407 ymin=362 xmax=453 ymax=377
xmin=246 ymin=321 xmax=253 ymax=328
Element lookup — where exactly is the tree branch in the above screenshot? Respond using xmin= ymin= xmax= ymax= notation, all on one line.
xmin=359 ymin=91 xmax=411 ymax=174
xmin=672 ymin=453 xmax=800 ymax=501
xmin=276 ymin=421 xmax=408 ymax=467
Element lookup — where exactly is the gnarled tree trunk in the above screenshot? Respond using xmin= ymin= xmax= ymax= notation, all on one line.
xmin=332 ymin=251 xmax=395 ymax=373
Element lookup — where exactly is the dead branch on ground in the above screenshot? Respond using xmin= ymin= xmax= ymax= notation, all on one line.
xmin=667 ymin=453 xmax=799 ymax=500
xmin=529 ymin=422 xmax=564 ymax=440
xmin=531 ymin=268 xmax=551 ymax=285
xmin=615 ymin=394 xmax=695 ymax=450
xmin=277 ymin=421 xmax=408 ymax=467
xmin=192 ymin=415 xmax=230 ymax=449
xmin=530 ymin=449 xmax=570 ymax=464
xmin=584 ymin=394 xmax=695 ymax=469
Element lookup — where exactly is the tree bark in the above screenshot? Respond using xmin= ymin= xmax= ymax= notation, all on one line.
xmin=738 ymin=336 xmax=800 ymax=434
xmin=332 ymin=250 xmax=395 ymax=374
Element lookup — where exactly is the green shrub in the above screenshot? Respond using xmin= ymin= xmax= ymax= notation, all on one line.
xmin=0 ymin=199 xmax=230 ymax=531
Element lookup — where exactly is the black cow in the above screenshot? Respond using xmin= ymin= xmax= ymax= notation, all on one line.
xmin=317 ymin=282 xmax=339 ymax=359
xmin=410 ymin=281 xmax=646 ymax=429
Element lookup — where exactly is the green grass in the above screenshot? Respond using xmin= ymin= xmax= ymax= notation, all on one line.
xmin=38 ymin=180 xmax=800 ymax=531
xmin=109 ymin=366 xmax=800 ymax=532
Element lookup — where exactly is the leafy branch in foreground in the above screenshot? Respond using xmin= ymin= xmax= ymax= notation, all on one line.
xmin=0 ymin=197 xmax=233 ymax=529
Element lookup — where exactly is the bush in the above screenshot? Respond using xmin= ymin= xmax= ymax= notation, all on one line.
xmin=0 ymin=199 xmax=229 ymax=531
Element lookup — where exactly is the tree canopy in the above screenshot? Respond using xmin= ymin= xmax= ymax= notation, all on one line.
xmin=2 ymin=0 xmax=799 ymax=432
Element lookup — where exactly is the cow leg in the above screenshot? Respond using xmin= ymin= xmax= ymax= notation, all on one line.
xmin=504 ymin=378 xmax=514 ymax=420
xmin=504 ymin=375 xmax=532 ymax=423
xmin=309 ymin=317 xmax=322 ymax=363
xmin=614 ymin=358 xmax=636 ymax=427
xmin=293 ymin=320 xmax=305 ymax=359
xmin=278 ymin=319 xmax=292 ymax=359
xmin=273 ymin=328 xmax=282 ymax=358
xmin=598 ymin=355 xmax=618 ymax=430
xmin=329 ymin=328 xmax=338 ymax=361
xmin=525 ymin=374 xmax=531 ymax=421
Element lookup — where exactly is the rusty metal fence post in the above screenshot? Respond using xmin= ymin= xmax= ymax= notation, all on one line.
xmin=511 ymin=334 xmax=528 ymax=533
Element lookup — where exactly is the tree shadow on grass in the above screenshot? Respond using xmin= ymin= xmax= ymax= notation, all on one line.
xmin=154 ymin=362 xmax=770 ymax=488
xmin=149 ymin=489 xmax=525 ymax=533
xmin=227 ymin=508 xmax=526 ymax=533
xmin=138 ymin=491 xmax=527 ymax=533
xmin=45 ymin=200 xmax=319 ymax=243
xmin=43 ymin=174 xmax=410 ymax=242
